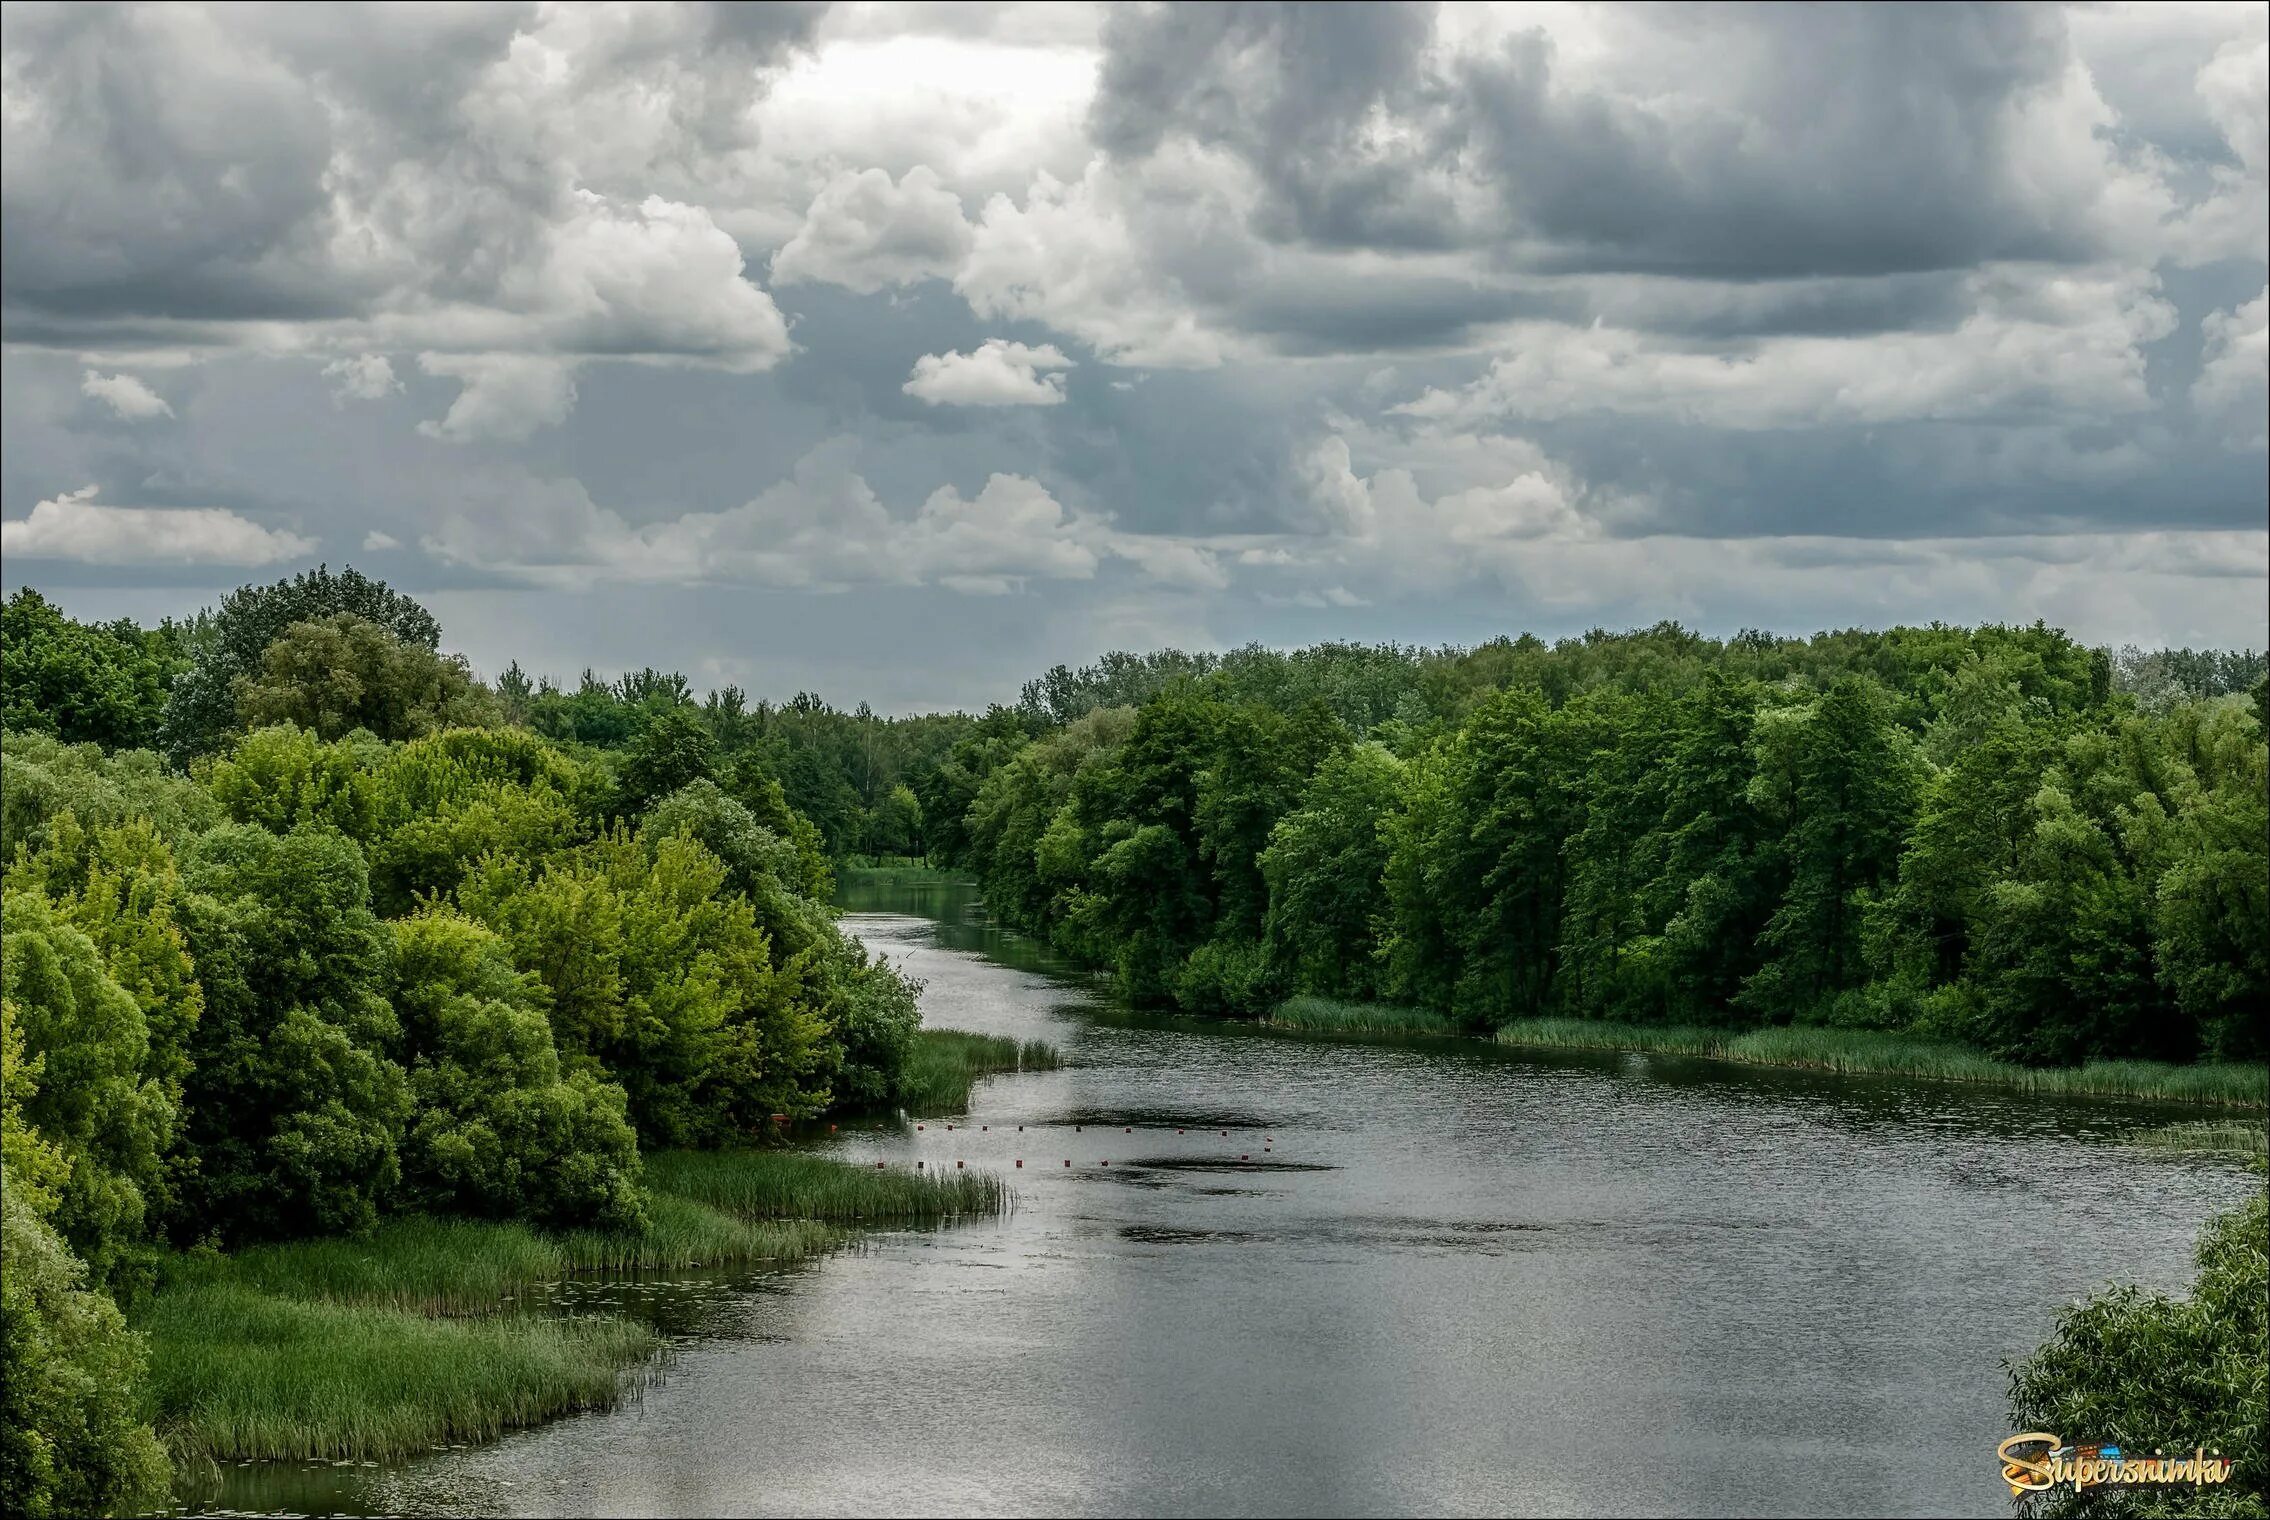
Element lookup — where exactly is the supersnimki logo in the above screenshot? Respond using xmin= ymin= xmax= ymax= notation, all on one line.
xmin=1997 ymin=1433 xmax=2236 ymax=1498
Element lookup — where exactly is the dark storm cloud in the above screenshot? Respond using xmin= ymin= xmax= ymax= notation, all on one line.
xmin=1090 ymin=1 xmax=1463 ymax=250
xmin=1459 ymin=4 xmax=2112 ymax=280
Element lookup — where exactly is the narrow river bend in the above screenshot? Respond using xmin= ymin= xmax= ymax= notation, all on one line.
xmin=201 ymin=875 xmax=2257 ymax=1519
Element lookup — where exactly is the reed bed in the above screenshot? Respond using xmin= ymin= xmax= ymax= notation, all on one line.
xmin=1266 ymin=995 xmax=1469 ymax=1038
xmin=553 ymin=1195 xmax=841 ymax=1273
xmin=644 ymin=1147 xmax=1005 ymax=1220
xmin=898 ymin=1027 xmax=1063 ymax=1114
xmin=1491 ymin=1018 xmax=2268 ymax=1107
xmin=159 ymin=1217 xmax=564 ymax=1317
xmin=143 ymin=1284 xmax=656 ymax=1463
xmin=2121 ymin=1119 xmax=2269 ymax=1155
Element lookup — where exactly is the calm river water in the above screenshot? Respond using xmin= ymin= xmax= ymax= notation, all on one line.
xmin=192 ymin=874 xmax=2258 ymax=1518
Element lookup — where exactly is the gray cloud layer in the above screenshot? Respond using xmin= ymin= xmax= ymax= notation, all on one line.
xmin=3 ymin=0 xmax=2263 ymax=707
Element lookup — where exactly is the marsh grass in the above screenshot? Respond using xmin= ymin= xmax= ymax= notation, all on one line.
xmin=158 ymin=1217 xmax=564 ymax=1317
xmin=1490 ymin=1017 xmax=2268 ymax=1107
xmin=2122 ymin=1119 xmax=2269 ymax=1155
xmin=898 ymin=1027 xmax=1063 ymax=1114
xmin=837 ymin=861 xmax=960 ymax=885
xmin=141 ymin=1149 xmax=1008 ymax=1466
xmin=645 ymin=1147 xmax=1005 ymax=1220
xmin=1267 ymin=995 xmax=1469 ymax=1038
xmin=143 ymin=1284 xmax=655 ymax=1462
xmin=553 ymin=1194 xmax=841 ymax=1273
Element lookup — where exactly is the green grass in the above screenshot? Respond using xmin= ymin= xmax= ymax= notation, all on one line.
xmin=143 ymin=1284 xmax=655 ymax=1463
xmin=553 ymin=1193 xmax=841 ymax=1273
xmin=645 ymin=1146 xmax=1005 ymax=1220
xmin=898 ymin=1027 xmax=1063 ymax=1114
xmin=1267 ymin=995 xmax=1470 ymax=1038
xmin=1490 ymin=1017 xmax=2269 ymax=1107
xmin=837 ymin=860 xmax=961 ymax=884
xmin=2122 ymin=1120 xmax=2269 ymax=1155
xmin=157 ymin=1217 xmax=565 ymax=1317
xmin=139 ymin=1149 xmax=1010 ymax=1465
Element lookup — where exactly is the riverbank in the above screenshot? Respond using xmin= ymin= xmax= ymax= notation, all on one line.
xmin=1264 ymin=998 xmax=2267 ymax=1108
xmin=142 ymin=1150 xmax=1006 ymax=1469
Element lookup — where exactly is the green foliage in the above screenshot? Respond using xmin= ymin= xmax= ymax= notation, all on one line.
xmin=173 ymin=824 xmax=409 ymax=1242
xmin=390 ymin=909 xmax=646 ymax=1231
xmin=0 ymin=891 xmax=173 ymax=1290
xmin=613 ymin=703 xmax=719 ymax=816
xmin=0 ymin=730 xmax=219 ymax=861
xmin=0 ymin=1183 xmax=171 ymax=1518
xmin=232 ymin=613 xmax=500 ymax=742
xmin=161 ymin=565 xmax=442 ymax=764
xmin=1 ymin=588 xmax=185 ymax=751
xmin=2008 ymin=1187 xmax=2266 ymax=1518
xmin=929 ymin=623 xmax=2262 ymax=1084
xmin=458 ymin=827 xmax=829 ymax=1146
xmin=201 ymin=723 xmax=376 ymax=838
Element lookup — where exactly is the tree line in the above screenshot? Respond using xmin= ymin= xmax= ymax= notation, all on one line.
xmin=924 ymin=622 xmax=2268 ymax=1067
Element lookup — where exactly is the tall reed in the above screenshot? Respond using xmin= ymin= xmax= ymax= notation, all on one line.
xmin=897 ymin=1027 xmax=1063 ymax=1114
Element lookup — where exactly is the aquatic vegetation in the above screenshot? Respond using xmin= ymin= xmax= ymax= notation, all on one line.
xmin=142 ymin=1283 xmax=655 ymax=1463
xmin=2122 ymin=1120 xmax=2268 ymax=1155
xmin=644 ymin=1147 xmax=1005 ymax=1221
xmin=1489 ymin=1019 xmax=2269 ymax=1107
xmin=896 ymin=1028 xmax=1063 ymax=1115
xmin=1267 ymin=996 xmax=1467 ymax=1038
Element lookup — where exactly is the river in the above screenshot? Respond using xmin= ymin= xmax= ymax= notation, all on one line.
xmin=192 ymin=873 xmax=2258 ymax=1518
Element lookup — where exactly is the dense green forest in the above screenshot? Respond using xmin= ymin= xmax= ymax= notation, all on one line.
xmin=1 ymin=572 xmax=2265 ymax=1514
xmin=928 ymin=625 xmax=2268 ymax=1071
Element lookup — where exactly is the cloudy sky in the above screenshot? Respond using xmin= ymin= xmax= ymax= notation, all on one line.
xmin=2 ymin=1 xmax=2264 ymax=711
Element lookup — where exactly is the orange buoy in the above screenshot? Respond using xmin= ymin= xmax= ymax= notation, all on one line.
xmin=828 ymin=1123 xmax=837 ymax=1132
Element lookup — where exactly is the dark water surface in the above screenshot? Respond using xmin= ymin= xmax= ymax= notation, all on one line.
xmin=191 ymin=874 xmax=2257 ymax=1518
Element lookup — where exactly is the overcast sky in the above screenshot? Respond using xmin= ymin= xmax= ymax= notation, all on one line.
xmin=3 ymin=1 xmax=2265 ymax=712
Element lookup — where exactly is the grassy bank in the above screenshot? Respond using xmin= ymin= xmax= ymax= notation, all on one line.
xmin=647 ymin=1146 xmax=1006 ymax=1219
xmin=142 ymin=1149 xmax=1005 ymax=1465
xmin=1258 ymin=998 xmax=2266 ymax=1108
xmin=144 ymin=1285 xmax=655 ymax=1463
xmin=2122 ymin=1120 xmax=2269 ymax=1155
xmin=900 ymin=1027 xmax=1063 ymax=1113
xmin=1267 ymin=995 xmax=1468 ymax=1038
xmin=837 ymin=860 xmax=963 ymax=886
xmin=1491 ymin=1017 xmax=2268 ymax=1107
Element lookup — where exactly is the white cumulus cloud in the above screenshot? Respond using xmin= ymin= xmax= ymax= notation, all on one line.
xmin=80 ymin=370 xmax=174 ymax=421
xmin=903 ymin=340 xmax=1074 ymax=406
xmin=417 ymin=354 xmax=580 ymax=444
xmin=2 ymin=485 xmax=314 ymax=565
xmin=770 ymin=165 xmax=972 ymax=293
xmin=324 ymin=354 xmax=403 ymax=403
